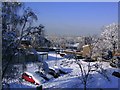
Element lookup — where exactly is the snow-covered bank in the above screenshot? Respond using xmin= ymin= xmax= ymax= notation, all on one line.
xmin=44 ymin=53 xmax=119 ymax=88
xmin=3 ymin=53 xmax=119 ymax=89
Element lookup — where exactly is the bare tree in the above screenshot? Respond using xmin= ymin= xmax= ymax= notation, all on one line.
xmin=75 ymin=58 xmax=110 ymax=90
xmin=76 ymin=59 xmax=93 ymax=90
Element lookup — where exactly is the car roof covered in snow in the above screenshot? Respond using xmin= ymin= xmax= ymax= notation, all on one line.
xmin=24 ymin=72 xmax=41 ymax=84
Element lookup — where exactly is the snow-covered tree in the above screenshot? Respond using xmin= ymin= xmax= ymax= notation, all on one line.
xmin=2 ymin=2 xmax=24 ymax=79
xmin=92 ymin=23 xmax=118 ymax=58
xmin=2 ymin=2 xmax=50 ymax=85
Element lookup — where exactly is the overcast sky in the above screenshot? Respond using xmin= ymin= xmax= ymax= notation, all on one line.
xmin=25 ymin=2 xmax=118 ymax=36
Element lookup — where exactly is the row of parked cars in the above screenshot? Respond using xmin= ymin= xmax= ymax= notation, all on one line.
xmin=21 ymin=68 xmax=68 ymax=87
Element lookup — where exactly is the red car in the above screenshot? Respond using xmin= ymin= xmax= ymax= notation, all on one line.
xmin=22 ymin=72 xmax=40 ymax=85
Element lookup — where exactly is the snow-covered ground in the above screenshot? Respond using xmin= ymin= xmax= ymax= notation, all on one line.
xmin=44 ymin=53 xmax=119 ymax=88
xmin=3 ymin=52 xmax=119 ymax=89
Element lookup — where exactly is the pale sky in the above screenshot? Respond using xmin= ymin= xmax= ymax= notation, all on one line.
xmin=24 ymin=2 xmax=118 ymax=36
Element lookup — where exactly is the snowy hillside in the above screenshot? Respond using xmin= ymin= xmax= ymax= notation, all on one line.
xmin=3 ymin=52 xmax=119 ymax=89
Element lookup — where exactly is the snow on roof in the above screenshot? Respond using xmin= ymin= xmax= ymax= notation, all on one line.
xmin=68 ymin=43 xmax=79 ymax=47
xmin=73 ymin=43 xmax=79 ymax=47
xmin=82 ymin=44 xmax=89 ymax=48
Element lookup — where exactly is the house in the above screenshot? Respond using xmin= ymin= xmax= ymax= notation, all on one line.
xmin=82 ymin=45 xmax=91 ymax=57
xmin=66 ymin=43 xmax=80 ymax=50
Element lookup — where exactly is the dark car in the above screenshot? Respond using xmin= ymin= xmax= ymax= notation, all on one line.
xmin=22 ymin=72 xmax=40 ymax=85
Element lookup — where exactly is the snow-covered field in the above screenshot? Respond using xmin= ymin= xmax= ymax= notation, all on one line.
xmin=3 ymin=52 xmax=119 ymax=89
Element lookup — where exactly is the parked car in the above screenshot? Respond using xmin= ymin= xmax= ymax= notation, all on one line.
xmin=35 ymin=71 xmax=50 ymax=81
xmin=60 ymin=53 xmax=66 ymax=57
xmin=110 ymin=55 xmax=120 ymax=68
xmin=22 ymin=72 xmax=40 ymax=85
xmin=112 ymin=71 xmax=120 ymax=78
